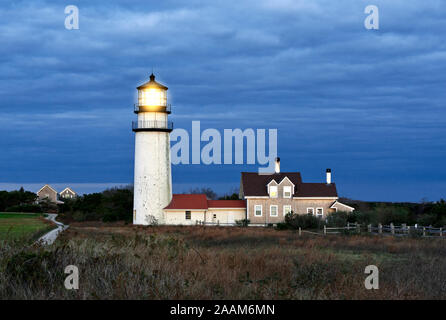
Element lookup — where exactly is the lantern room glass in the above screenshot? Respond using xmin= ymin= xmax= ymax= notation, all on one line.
xmin=138 ymin=88 xmax=167 ymax=107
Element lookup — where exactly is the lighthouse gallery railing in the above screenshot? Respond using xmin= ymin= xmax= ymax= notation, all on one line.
xmin=132 ymin=120 xmax=174 ymax=131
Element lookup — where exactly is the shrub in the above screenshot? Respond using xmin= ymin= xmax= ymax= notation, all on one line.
xmin=326 ymin=211 xmax=349 ymax=227
xmin=376 ymin=206 xmax=411 ymax=225
xmin=424 ymin=199 xmax=446 ymax=227
xmin=58 ymin=186 xmax=133 ymax=222
xmin=72 ymin=211 xmax=86 ymax=222
xmin=103 ymin=211 xmax=118 ymax=222
xmin=284 ymin=212 xmax=322 ymax=230
xmin=416 ymin=214 xmax=437 ymax=227
xmin=235 ymin=219 xmax=250 ymax=227
xmin=0 ymin=188 xmax=37 ymax=212
xmin=350 ymin=206 xmax=414 ymax=226
xmin=275 ymin=222 xmax=288 ymax=230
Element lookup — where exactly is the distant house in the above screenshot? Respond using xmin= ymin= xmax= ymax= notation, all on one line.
xmin=37 ymin=184 xmax=59 ymax=203
xmin=36 ymin=185 xmax=77 ymax=204
xmin=60 ymin=187 xmax=78 ymax=199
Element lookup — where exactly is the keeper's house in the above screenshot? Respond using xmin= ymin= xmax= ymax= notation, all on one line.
xmin=239 ymin=159 xmax=354 ymax=225
xmin=162 ymin=158 xmax=354 ymax=226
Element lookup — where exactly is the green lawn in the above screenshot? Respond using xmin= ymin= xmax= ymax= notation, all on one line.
xmin=0 ymin=212 xmax=54 ymax=241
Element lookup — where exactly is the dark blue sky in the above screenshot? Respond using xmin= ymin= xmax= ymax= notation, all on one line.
xmin=1 ymin=0 xmax=446 ymax=201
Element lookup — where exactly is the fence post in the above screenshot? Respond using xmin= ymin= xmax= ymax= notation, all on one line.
xmin=423 ymin=227 xmax=426 ymax=237
xmin=368 ymin=224 xmax=372 ymax=233
xmin=347 ymin=222 xmax=350 ymax=230
xmin=407 ymin=226 xmax=410 ymax=235
xmin=440 ymin=228 xmax=442 ymax=237
xmin=324 ymin=225 xmax=327 ymax=235
xmin=298 ymin=227 xmax=302 ymax=236
xmin=402 ymin=223 xmax=407 ymax=234
xmin=378 ymin=223 xmax=382 ymax=234
xmin=391 ymin=223 xmax=395 ymax=235
xmin=356 ymin=223 xmax=360 ymax=234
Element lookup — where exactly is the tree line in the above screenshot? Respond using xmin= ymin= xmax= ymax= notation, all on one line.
xmin=1 ymin=187 xmax=445 ymax=227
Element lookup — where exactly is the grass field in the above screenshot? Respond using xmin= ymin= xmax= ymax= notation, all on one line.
xmin=0 ymin=212 xmax=54 ymax=241
xmin=1 ymin=222 xmax=445 ymax=299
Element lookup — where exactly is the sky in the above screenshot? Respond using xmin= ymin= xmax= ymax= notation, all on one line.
xmin=1 ymin=0 xmax=446 ymax=202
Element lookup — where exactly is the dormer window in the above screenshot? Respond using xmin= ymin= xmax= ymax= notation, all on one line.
xmin=283 ymin=186 xmax=292 ymax=198
xmin=269 ymin=185 xmax=278 ymax=198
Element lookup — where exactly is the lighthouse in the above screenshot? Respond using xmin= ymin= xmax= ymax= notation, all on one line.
xmin=132 ymin=73 xmax=173 ymax=225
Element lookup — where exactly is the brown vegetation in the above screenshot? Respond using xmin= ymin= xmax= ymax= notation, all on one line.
xmin=1 ymin=224 xmax=445 ymax=299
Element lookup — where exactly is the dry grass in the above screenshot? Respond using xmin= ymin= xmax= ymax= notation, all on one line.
xmin=1 ymin=224 xmax=445 ymax=299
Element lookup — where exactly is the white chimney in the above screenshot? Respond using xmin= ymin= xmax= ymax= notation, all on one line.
xmin=275 ymin=157 xmax=280 ymax=174
xmin=326 ymin=168 xmax=332 ymax=184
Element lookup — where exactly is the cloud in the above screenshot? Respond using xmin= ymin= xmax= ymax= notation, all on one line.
xmin=0 ymin=0 xmax=446 ymax=201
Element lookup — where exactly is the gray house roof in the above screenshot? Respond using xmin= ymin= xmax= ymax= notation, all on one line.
xmin=240 ymin=172 xmax=337 ymax=197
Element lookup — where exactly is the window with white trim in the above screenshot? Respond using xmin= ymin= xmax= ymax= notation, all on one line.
xmin=270 ymin=205 xmax=278 ymax=217
xmin=307 ymin=208 xmax=314 ymax=215
xmin=283 ymin=205 xmax=292 ymax=215
xmin=269 ymin=185 xmax=278 ymax=198
xmin=185 ymin=211 xmax=191 ymax=220
xmin=316 ymin=208 xmax=323 ymax=218
xmin=283 ymin=186 xmax=292 ymax=198
xmin=254 ymin=205 xmax=262 ymax=216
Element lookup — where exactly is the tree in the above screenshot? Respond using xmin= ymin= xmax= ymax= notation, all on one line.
xmin=219 ymin=193 xmax=239 ymax=200
xmin=189 ymin=187 xmax=217 ymax=200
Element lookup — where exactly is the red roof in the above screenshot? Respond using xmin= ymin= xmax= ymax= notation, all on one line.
xmin=164 ymin=194 xmax=246 ymax=210
xmin=207 ymin=200 xmax=246 ymax=208
xmin=164 ymin=194 xmax=208 ymax=210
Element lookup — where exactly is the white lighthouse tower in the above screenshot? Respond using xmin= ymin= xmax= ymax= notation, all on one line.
xmin=132 ymin=73 xmax=173 ymax=225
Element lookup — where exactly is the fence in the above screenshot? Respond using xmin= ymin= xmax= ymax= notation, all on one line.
xmin=193 ymin=220 xmax=444 ymax=238
xmin=366 ymin=223 xmax=443 ymax=237
xmin=322 ymin=222 xmax=444 ymax=238
xmin=195 ymin=220 xmax=271 ymax=227
xmin=323 ymin=222 xmax=361 ymax=235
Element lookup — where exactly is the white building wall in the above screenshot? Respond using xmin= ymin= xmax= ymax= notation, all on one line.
xmin=133 ymin=112 xmax=172 ymax=225
xmin=206 ymin=209 xmax=246 ymax=224
xmin=164 ymin=210 xmax=206 ymax=225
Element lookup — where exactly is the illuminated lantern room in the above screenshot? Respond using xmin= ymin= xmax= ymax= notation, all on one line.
xmin=135 ymin=73 xmax=170 ymax=113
